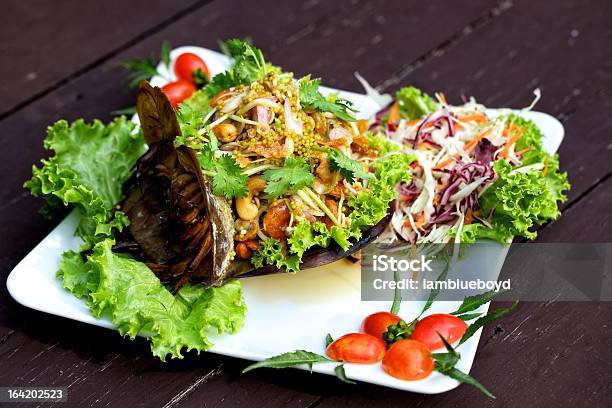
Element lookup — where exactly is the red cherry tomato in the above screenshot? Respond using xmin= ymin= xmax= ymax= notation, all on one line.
xmin=326 ymin=333 xmax=386 ymax=364
xmin=382 ymin=339 xmax=434 ymax=381
xmin=174 ymin=53 xmax=210 ymax=84
xmin=161 ymin=80 xmax=196 ymax=108
xmin=362 ymin=312 xmax=402 ymax=339
xmin=410 ymin=314 xmax=468 ymax=351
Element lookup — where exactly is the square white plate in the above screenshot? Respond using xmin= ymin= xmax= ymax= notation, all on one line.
xmin=7 ymin=46 xmax=564 ymax=394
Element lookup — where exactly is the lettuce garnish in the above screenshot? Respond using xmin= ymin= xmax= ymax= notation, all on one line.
xmin=24 ymin=117 xmax=145 ymax=247
xmin=452 ymin=116 xmax=570 ymax=243
xmin=396 ymin=86 xmax=438 ymax=119
xmin=59 ymin=240 xmax=245 ymax=360
xmin=25 ymin=117 xmax=247 ymax=360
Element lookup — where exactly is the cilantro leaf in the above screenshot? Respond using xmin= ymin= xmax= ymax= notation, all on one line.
xmin=211 ymin=155 xmax=248 ymax=199
xmin=327 ymin=149 xmax=372 ymax=183
xmin=122 ymin=42 xmax=172 ymax=88
xmin=204 ymin=39 xmax=267 ymax=97
xmin=299 ymin=78 xmax=358 ymax=122
xmin=261 ymin=158 xmax=315 ymax=198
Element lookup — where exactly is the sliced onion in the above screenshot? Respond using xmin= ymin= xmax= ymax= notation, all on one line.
xmin=450 ymin=177 xmax=486 ymax=203
xmin=220 ymin=94 xmax=244 ymax=113
xmin=284 ymin=99 xmax=303 ymax=136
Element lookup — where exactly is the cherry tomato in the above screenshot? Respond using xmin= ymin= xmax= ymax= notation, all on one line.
xmin=161 ymin=80 xmax=196 ymax=108
xmin=362 ymin=312 xmax=402 ymax=339
xmin=326 ymin=333 xmax=386 ymax=364
xmin=174 ymin=53 xmax=210 ymax=84
xmin=410 ymin=314 xmax=468 ymax=351
xmin=382 ymin=339 xmax=434 ymax=381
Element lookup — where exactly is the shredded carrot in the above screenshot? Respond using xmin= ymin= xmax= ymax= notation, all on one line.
xmin=407 ymin=119 xmax=421 ymax=127
xmin=543 ymin=157 xmax=549 ymax=176
xmin=434 ymin=127 xmax=494 ymax=170
xmin=459 ymin=113 xmax=488 ymax=123
xmin=357 ymin=119 xmax=369 ymax=134
xmin=433 ymin=156 xmax=456 ymax=170
xmin=414 ymin=213 xmax=426 ymax=230
xmin=515 ymin=147 xmax=531 ymax=155
xmin=502 ymin=123 xmax=518 ymax=136
xmin=464 ymin=127 xmax=494 ymax=150
xmin=464 ymin=210 xmax=473 ymax=225
xmin=388 ymin=101 xmax=400 ymax=126
xmin=499 ymin=128 xmax=524 ymax=158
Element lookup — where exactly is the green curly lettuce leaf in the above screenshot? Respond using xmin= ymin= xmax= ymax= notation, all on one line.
xmin=509 ymin=115 xmax=569 ymax=205
xmin=24 ymin=117 xmax=145 ymax=244
xmin=365 ymin=132 xmax=402 ymax=154
xmin=251 ymin=238 xmax=300 ymax=273
xmin=57 ymin=239 xmax=246 ymax=361
xmin=478 ymin=158 xmax=569 ymax=242
xmin=346 ymin=152 xmax=416 ymax=241
xmin=395 ymin=86 xmax=438 ymax=120
xmin=471 ymin=116 xmax=569 ymax=243
xmin=449 ymin=224 xmax=483 ymax=245
xmin=287 ymin=221 xmax=331 ymax=258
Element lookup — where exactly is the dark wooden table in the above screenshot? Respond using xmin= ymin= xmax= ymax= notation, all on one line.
xmin=1 ymin=1 xmax=611 ymax=407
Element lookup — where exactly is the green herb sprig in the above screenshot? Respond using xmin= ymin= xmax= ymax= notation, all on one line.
xmin=299 ymin=78 xmax=358 ymax=122
xmin=242 ymin=350 xmax=356 ymax=384
xmin=122 ymin=41 xmax=171 ymax=88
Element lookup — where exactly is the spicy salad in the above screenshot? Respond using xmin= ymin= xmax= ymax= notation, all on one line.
xmin=171 ymin=40 xmax=414 ymax=275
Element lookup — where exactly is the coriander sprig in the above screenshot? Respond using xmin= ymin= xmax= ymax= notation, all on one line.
xmin=122 ymin=41 xmax=171 ymax=88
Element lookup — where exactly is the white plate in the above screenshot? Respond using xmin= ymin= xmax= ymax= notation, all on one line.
xmin=7 ymin=46 xmax=564 ymax=394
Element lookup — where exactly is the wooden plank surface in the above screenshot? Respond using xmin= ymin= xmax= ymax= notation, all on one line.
xmin=0 ymin=0 xmax=206 ymax=117
xmin=0 ymin=0 xmax=610 ymax=407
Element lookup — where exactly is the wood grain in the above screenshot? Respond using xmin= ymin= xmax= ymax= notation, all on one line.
xmin=0 ymin=0 xmax=207 ymax=118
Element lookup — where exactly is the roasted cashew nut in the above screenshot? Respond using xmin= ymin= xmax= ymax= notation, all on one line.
xmin=213 ymin=123 xmax=239 ymax=143
xmin=235 ymin=176 xmax=267 ymax=220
